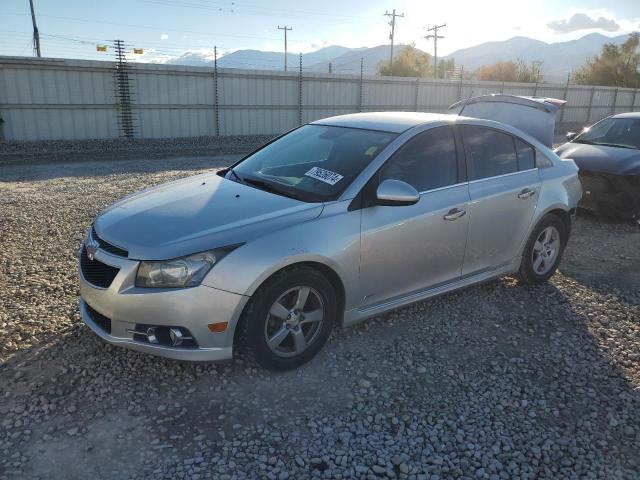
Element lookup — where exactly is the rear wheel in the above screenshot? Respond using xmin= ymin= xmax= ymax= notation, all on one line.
xmin=237 ymin=266 xmax=337 ymax=371
xmin=518 ymin=214 xmax=567 ymax=284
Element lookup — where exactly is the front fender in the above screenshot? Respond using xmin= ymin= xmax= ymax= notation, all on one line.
xmin=201 ymin=200 xmax=362 ymax=310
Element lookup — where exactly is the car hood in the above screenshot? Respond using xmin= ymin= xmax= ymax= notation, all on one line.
xmin=94 ymin=172 xmax=323 ymax=260
xmin=555 ymin=142 xmax=640 ymax=175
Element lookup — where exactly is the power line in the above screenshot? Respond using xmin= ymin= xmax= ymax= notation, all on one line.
xmin=277 ymin=25 xmax=292 ymax=72
xmin=383 ymin=9 xmax=404 ymax=73
xmin=134 ymin=0 xmax=371 ymax=23
xmin=2 ymin=12 xmax=282 ymax=41
xmin=425 ymin=23 xmax=446 ymax=79
xmin=194 ymin=0 xmax=371 ymax=20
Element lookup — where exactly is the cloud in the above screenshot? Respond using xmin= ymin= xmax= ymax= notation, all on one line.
xmin=548 ymin=13 xmax=620 ymax=33
xmin=160 ymin=34 xmax=169 ymax=40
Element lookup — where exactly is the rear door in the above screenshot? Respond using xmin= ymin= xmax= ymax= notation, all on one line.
xmin=460 ymin=125 xmax=540 ymax=276
xmin=359 ymin=126 xmax=470 ymax=307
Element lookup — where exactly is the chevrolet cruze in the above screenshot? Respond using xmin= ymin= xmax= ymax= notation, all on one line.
xmin=79 ymin=110 xmax=581 ymax=370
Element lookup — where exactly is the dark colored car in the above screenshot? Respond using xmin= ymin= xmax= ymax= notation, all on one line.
xmin=555 ymin=113 xmax=640 ymax=220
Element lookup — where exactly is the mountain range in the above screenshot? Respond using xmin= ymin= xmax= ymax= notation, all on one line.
xmin=166 ymin=32 xmax=632 ymax=80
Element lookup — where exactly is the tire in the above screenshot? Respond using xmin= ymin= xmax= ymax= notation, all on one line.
xmin=236 ymin=266 xmax=337 ymax=371
xmin=518 ymin=214 xmax=567 ymax=284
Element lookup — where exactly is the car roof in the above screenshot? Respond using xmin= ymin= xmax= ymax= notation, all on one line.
xmin=612 ymin=111 xmax=640 ymax=119
xmin=311 ymin=111 xmax=457 ymax=133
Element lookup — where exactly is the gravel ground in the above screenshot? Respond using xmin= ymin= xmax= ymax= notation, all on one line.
xmin=0 ymin=136 xmax=272 ymax=166
xmin=1 ymin=156 xmax=639 ymax=480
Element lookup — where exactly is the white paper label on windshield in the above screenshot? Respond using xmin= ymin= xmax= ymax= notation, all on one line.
xmin=304 ymin=167 xmax=344 ymax=186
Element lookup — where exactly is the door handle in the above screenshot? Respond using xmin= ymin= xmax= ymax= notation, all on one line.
xmin=443 ymin=208 xmax=466 ymax=221
xmin=518 ymin=188 xmax=536 ymax=199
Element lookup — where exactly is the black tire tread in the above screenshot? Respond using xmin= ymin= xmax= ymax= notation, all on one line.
xmin=235 ymin=265 xmax=336 ymax=371
xmin=518 ymin=213 xmax=567 ymax=285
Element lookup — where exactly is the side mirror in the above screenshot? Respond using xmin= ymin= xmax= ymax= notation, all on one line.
xmin=376 ymin=179 xmax=420 ymax=206
xmin=566 ymin=131 xmax=577 ymax=141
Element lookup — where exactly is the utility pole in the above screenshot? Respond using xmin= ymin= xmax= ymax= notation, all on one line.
xmin=28 ymin=0 xmax=41 ymax=57
xmin=383 ymin=9 xmax=404 ymax=74
xmin=425 ymin=23 xmax=446 ymax=79
xmin=277 ymin=25 xmax=292 ymax=71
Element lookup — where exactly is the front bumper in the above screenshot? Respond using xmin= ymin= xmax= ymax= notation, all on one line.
xmin=79 ymin=248 xmax=249 ymax=362
xmin=579 ymin=171 xmax=640 ymax=219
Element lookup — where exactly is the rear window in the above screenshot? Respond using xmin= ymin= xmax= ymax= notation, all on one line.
xmin=515 ymin=139 xmax=536 ymax=170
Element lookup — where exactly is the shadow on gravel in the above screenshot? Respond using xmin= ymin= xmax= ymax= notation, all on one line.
xmin=0 ymin=155 xmax=238 ymax=183
xmin=561 ymin=211 xmax=640 ymax=307
xmin=1 ymin=272 xmax=639 ymax=478
xmin=1 ymin=162 xmax=638 ymax=478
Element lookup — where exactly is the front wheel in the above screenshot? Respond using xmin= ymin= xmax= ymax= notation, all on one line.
xmin=237 ymin=266 xmax=337 ymax=371
xmin=518 ymin=214 xmax=567 ymax=284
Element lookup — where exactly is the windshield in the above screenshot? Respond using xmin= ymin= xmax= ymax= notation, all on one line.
xmin=229 ymin=125 xmax=397 ymax=202
xmin=575 ymin=117 xmax=640 ymax=149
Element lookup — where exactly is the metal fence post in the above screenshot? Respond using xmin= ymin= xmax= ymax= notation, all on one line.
xmin=532 ymin=82 xmax=538 ymax=97
xmin=560 ymin=73 xmax=570 ymax=123
xmin=214 ymin=46 xmax=219 ymax=137
xmin=611 ymin=87 xmax=619 ymax=115
xmin=457 ymin=66 xmax=464 ymax=100
xmin=359 ymin=58 xmax=364 ymax=113
xmin=586 ymin=86 xmax=595 ymax=123
xmin=298 ymin=53 xmax=302 ymax=125
xmin=414 ymin=76 xmax=420 ymax=112
xmin=631 ymin=88 xmax=638 ymax=111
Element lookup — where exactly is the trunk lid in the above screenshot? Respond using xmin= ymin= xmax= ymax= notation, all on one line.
xmin=449 ymin=94 xmax=566 ymax=148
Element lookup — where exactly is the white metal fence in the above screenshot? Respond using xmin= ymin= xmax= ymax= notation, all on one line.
xmin=1 ymin=56 xmax=639 ymax=142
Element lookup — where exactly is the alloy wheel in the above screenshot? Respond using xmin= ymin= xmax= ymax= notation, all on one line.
xmin=264 ymin=286 xmax=325 ymax=358
xmin=531 ymin=226 xmax=560 ymax=275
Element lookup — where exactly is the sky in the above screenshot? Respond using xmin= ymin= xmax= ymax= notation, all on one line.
xmin=1 ymin=0 xmax=639 ymax=63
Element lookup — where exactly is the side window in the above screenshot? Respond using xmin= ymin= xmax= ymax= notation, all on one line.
xmin=536 ymin=151 xmax=554 ymax=168
xmin=380 ymin=127 xmax=458 ymax=192
xmin=514 ymin=138 xmax=535 ymax=170
xmin=462 ymin=126 xmax=518 ymax=180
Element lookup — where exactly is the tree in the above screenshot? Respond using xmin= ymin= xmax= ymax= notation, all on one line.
xmin=436 ymin=58 xmax=456 ymax=79
xmin=377 ymin=44 xmax=432 ymax=77
xmin=516 ymin=59 xmax=543 ymax=83
xmin=573 ymin=32 xmax=640 ymax=87
xmin=474 ymin=59 xmax=543 ymax=83
xmin=474 ymin=61 xmax=518 ymax=82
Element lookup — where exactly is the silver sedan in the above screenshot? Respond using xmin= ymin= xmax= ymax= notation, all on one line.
xmin=78 ymin=112 xmax=581 ymax=370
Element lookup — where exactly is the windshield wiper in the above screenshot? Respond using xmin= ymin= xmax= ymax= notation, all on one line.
xmin=242 ymin=177 xmax=302 ymax=200
xmin=589 ymin=142 xmax=637 ymax=150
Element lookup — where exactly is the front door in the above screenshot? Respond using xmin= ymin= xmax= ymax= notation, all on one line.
xmin=459 ymin=125 xmax=541 ymax=276
xmin=359 ymin=126 xmax=470 ymax=308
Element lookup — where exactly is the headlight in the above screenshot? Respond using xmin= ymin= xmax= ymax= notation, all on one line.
xmin=135 ymin=247 xmax=236 ymax=288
